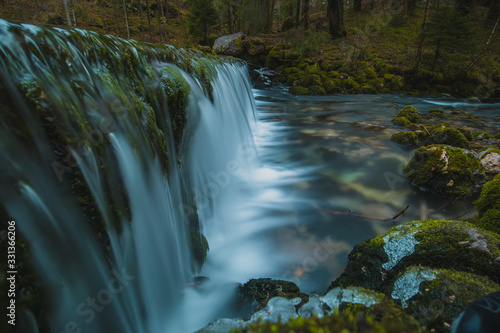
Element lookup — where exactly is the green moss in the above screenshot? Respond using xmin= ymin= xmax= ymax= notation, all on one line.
xmin=289 ymin=86 xmax=310 ymax=95
xmin=241 ymin=301 xmax=423 ymax=333
xmin=324 ymin=78 xmax=342 ymax=93
xmin=474 ymin=173 xmax=500 ymax=215
xmin=342 ymin=78 xmax=360 ymax=91
xmin=477 ymin=209 xmax=500 ymax=235
xmin=308 ymin=85 xmax=326 ymax=95
xmin=390 ymin=131 xmax=419 ymax=146
xmin=473 ymin=130 xmax=494 ymax=140
xmin=457 ymin=128 xmax=474 ymax=141
xmin=430 ymin=127 xmax=470 ymax=148
xmin=360 ymin=83 xmax=377 ymax=94
xmin=330 ymin=220 xmax=500 ymax=296
xmin=404 ymin=145 xmax=484 ymax=197
xmin=429 ymin=108 xmax=448 ymax=119
xmin=300 ymin=74 xmax=322 ymax=87
xmin=396 ymin=106 xmax=420 ymax=123
xmin=239 ymin=278 xmax=308 ymax=311
xmin=391 ymin=116 xmax=412 ymax=127
xmin=305 ymin=64 xmax=321 ymax=75
xmin=402 ymin=267 xmax=500 ymax=333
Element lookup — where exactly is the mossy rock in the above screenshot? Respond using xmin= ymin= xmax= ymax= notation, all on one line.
xmin=329 ymin=220 xmax=500 ymax=295
xmin=392 ymin=266 xmax=500 ymax=332
xmin=327 ymin=71 xmax=339 ymax=78
xmin=391 ymin=116 xmax=412 ymax=127
xmin=304 ymin=64 xmax=321 ymax=75
xmin=473 ymin=131 xmax=495 ymax=140
xmin=289 ymin=85 xmax=310 ymax=95
xmin=241 ymin=295 xmax=424 ymax=333
xmin=390 ymin=131 xmax=419 ymax=146
xmin=308 ymin=85 xmax=326 ymax=95
xmin=299 ymin=74 xmax=322 ymax=87
xmin=403 ymin=145 xmax=484 ymax=198
xmin=429 ymin=108 xmax=448 ymax=119
xmin=475 ymin=173 xmax=500 ymax=215
xmin=324 ymin=78 xmax=342 ymax=94
xmin=429 ymin=126 xmax=470 ymax=148
xmin=478 ymin=146 xmax=500 ymax=175
xmin=355 ymin=73 xmax=367 ymax=84
xmin=385 ymin=76 xmax=404 ymax=91
xmin=239 ymin=278 xmax=308 ymax=312
xmin=342 ymin=78 xmax=359 ymax=91
xmin=396 ymin=106 xmax=420 ymax=123
xmin=360 ymin=83 xmax=377 ymax=94
xmin=457 ymin=128 xmax=474 ymax=141
xmin=477 ymin=209 xmax=500 ymax=235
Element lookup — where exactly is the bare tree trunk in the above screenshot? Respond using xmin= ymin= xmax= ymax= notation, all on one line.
xmin=415 ymin=0 xmax=431 ymax=71
xmin=327 ymin=0 xmax=346 ymax=39
xmin=138 ymin=0 xmax=144 ymax=39
xmin=122 ymin=0 xmax=130 ymax=39
xmin=157 ymin=0 xmax=162 ymax=42
xmin=145 ymin=0 xmax=152 ymax=41
xmin=71 ymin=0 xmax=77 ymax=26
xmin=61 ymin=0 xmax=72 ymax=26
xmin=296 ymin=0 xmax=301 ymax=25
xmin=302 ymin=0 xmax=309 ymax=30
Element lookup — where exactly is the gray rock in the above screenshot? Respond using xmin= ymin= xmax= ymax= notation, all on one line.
xmin=212 ymin=32 xmax=245 ymax=56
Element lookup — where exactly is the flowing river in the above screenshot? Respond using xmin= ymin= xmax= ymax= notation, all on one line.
xmin=1 ymin=20 xmax=500 ymax=333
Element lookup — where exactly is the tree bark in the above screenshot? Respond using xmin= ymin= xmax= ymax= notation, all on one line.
xmin=296 ymin=0 xmax=301 ymax=25
xmin=138 ymin=0 xmax=144 ymax=39
xmin=145 ymin=0 xmax=152 ymax=41
xmin=302 ymin=0 xmax=309 ymax=30
xmin=354 ymin=0 xmax=361 ymax=12
xmin=71 ymin=0 xmax=76 ymax=26
xmin=415 ymin=0 xmax=431 ymax=71
xmin=327 ymin=0 xmax=346 ymax=39
xmin=123 ymin=0 xmax=130 ymax=39
xmin=61 ymin=0 xmax=72 ymax=26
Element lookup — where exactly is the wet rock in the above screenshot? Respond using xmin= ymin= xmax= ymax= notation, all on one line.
xmin=480 ymin=150 xmax=500 ymax=175
xmin=403 ymin=145 xmax=484 ymax=198
xmin=329 ymin=220 xmax=500 ymax=294
xmin=394 ymin=266 xmax=499 ymax=332
xmin=451 ymin=291 xmax=500 ymax=333
xmin=212 ymin=32 xmax=245 ymax=56
xmin=395 ymin=106 xmax=420 ymax=123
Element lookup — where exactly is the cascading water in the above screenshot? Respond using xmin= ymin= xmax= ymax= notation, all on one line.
xmin=0 ymin=20 xmax=264 ymax=332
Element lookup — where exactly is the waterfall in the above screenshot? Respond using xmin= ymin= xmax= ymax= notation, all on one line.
xmin=0 ymin=20 xmax=257 ymax=332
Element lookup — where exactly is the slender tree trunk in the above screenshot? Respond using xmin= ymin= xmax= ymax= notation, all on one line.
xmin=327 ymin=0 xmax=346 ymax=39
xmin=227 ymin=6 xmax=233 ymax=33
xmin=270 ymin=0 xmax=276 ymax=32
xmin=138 ymin=0 xmax=144 ymax=39
xmin=302 ymin=0 xmax=309 ymax=30
xmin=432 ymin=39 xmax=441 ymax=71
xmin=145 ymin=0 xmax=152 ymax=41
xmin=61 ymin=0 xmax=72 ymax=26
xmin=157 ymin=0 xmax=162 ymax=42
xmin=407 ymin=0 xmax=416 ymax=17
xmin=415 ymin=0 xmax=430 ymax=71
xmin=71 ymin=0 xmax=77 ymax=26
xmin=354 ymin=0 xmax=361 ymax=12
xmin=159 ymin=0 xmax=167 ymax=40
xmin=296 ymin=0 xmax=301 ymax=25
xmin=122 ymin=0 xmax=130 ymax=39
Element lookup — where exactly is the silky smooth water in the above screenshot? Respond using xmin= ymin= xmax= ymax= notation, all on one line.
xmin=2 ymin=20 xmax=500 ymax=333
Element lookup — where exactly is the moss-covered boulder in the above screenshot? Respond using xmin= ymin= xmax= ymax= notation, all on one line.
xmin=390 ymin=131 xmax=419 ymax=146
xmin=429 ymin=108 xmax=448 ymax=119
xmin=429 ymin=126 xmax=470 ymax=148
xmin=329 ymin=220 xmax=500 ymax=294
xmin=474 ymin=173 xmax=500 ymax=234
xmin=239 ymin=278 xmax=308 ymax=312
xmin=241 ymin=289 xmax=424 ymax=333
xmin=395 ymin=106 xmax=420 ymax=123
xmin=392 ymin=266 xmax=500 ymax=332
xmin=473 ymin=131 xmax=495 ymax=140
xmin=289 ymin=85 xmax=310 ymax=95
xmin=212 ymin=32 xmax=245 ymax=56
xmin=404 ymin=145 xmax=484 ymax=198
xmin=391 ymin=116 xmax=412 ymax=127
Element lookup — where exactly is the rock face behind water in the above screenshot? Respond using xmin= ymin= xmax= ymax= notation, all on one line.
xmin=213 ymin=32 xmax=245 ymax=56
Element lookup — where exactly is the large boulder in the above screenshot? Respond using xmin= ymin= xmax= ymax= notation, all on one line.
xmin=404 ymin=145 xmax=484 ymax=198
xmin=479 ymin=147 xmax=500 ymax=175
xmin=329 ymin=220 xmax=500 ymax=293
xmin=212 ymin=32 xmax=245 ymax=56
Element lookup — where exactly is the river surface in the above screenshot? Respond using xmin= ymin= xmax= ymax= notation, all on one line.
xmin=197 ymin=85 xmax=500 ymax=312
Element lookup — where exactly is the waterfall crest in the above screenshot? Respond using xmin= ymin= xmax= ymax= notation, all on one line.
xmin=0 ymin=20 xmax=255 ymax=332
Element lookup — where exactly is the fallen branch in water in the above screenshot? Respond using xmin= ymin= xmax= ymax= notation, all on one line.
xmin=319 ymin=205 xmax=410 ymax=222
